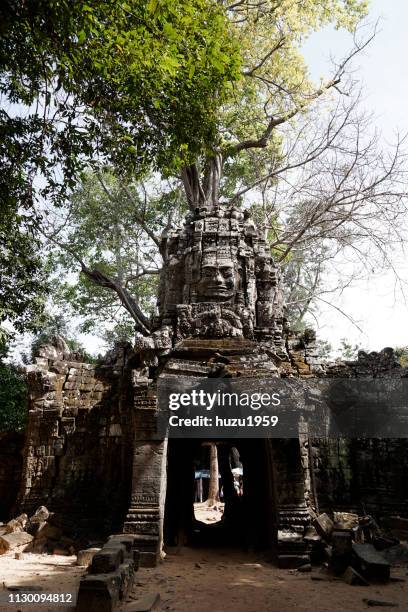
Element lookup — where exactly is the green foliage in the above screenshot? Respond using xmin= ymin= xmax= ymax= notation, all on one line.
xmin=1 ymin=0 xmax=240 ymax=332
xmin=394 ymin=347 xmax=408 ymax=368
xmin=338 ymin=338 xmax=361 ymax=360
xmin=1 ymin=0 xmax=241 ymax=180
xmin=316 ymin=339 xmax=333 ymax=361
xmin=0 ymin=204 xmax=47 ymax=334
xmin=0 ymin=343 xmax=27 ymax=433
xmin=49 ymin=171 xmax=183 ymax=340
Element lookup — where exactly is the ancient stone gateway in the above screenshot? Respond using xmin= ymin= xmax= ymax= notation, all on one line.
xmin=16 ymin=204 xmax=408 ymax=568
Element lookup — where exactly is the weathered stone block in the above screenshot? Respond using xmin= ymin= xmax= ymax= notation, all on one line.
xmin=5 ymin=513 xmax=28 ymax=533
xmin=76 ymin=561 xmax=135 ymax=612
xmin=77 ymin=547 xmax=101 ymax=567
xmin=76 ymin=574 xmax=120 ymax=612
xmin=0 ymin=532 xmax=33 ymax=554
xmin=91 ymin=545 xmax=125 ymax=574
xmin=313 ymin=513 xmax=334 ymax=540
xmin=352 ymin=543 xmax=390 ymax=582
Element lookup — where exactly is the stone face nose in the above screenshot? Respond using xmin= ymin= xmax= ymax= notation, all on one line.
xmin=214 ymin=269 xmax=224 ymax=284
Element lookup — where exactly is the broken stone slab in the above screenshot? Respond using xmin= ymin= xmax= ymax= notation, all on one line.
xmin=0 ymin=532 xmax=33 ymax=554
xmin=362 ymin=599 xmax=398 ymax=607
xmin=124 ymin=592 xmax=161 ymax=611
xmin=5 ymin=513 xmax=28 ymax=534
xmin=77 ymin=547 xmax=102 ymax=567
xmin=90 ymin=544 xmax=126 ymax=574
xmin=313 ymin=513 xmax=334 ymax=541
xmin=30 ymin=505 xmax=50 ymax=522
xmin=333 ymin=512 xmax=359 ymax=530
xmin=342 ymin=566 xmax=369 ymax=586
xmin=7 ymin=585 xmax=43 ymax=592
xmin=381 ymin=543 xmax=408 ymax=566
xmin=278 ymin=554 xmax=310 ymax=569
xmin=35 ymin=522 xmax=62 ymax=540
xmin=297 ymin=563 xmax=312 ymax=573
xmin=352 ymin=543 xmax=390 ymax=582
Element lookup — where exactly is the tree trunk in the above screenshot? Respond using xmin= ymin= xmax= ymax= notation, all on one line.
xmin=181 ymin=153 xmax=223 ymax=211
xmin=206 ymin=443 xmax=219 ymax=507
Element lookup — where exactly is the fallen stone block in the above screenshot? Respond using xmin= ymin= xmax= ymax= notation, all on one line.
xmin=362 ymin=599 xmax=398 ymax=607
xmin=332 ymin=530 xmax=353 ymax=574
xmin=91 ymin=544 xmax=125 ymax=574
xmin=333 ymin=512 xmax=359 ymax=530
xmin=297 ymin=563 xmax=312 ymax=573
xmin=381 ymin=543 xmax=408 ymax=566
xmin=76 ymin=573 xmax=121 ymax=612
xmin=125 ymin=592 xmax=161 ymax=611
xmin=36 ymin=522 xmax=62 ymax=540
xmin=278 ymin=554 xmax=310 ymax=569
xmin=313 ymin=513 xmax=334 ymax=541
xmin=352 ymin=543 xmax=390 ymax=582
xmin=0 ymin=532 xmax=33 ymax=554
xmin=342 ymin=566 xmax=369 ymax=586
xmin=333 ymin=530 xmax=353 ymax=555
xmin=7 ymin=585 xmax=43 ymax=592
xmin=5 ymin=513 xmax=28 ymax=534
xmin=30 ymin=506 xmax=50 ymax=522
xmin=77 ymin=547 xmax=101 ymax=567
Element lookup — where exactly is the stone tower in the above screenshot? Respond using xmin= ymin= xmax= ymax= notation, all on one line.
xmin=123 ymin=204 xmax=315 ymax=565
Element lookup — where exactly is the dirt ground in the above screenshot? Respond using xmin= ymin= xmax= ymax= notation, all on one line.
xmin=0 ymin=551 xmax=81 ymax=611
xmin=124 ymin=547 xmax=408 ymax=612
xmin=0 ymin=545 xmax=407 ymax=612
xmin=194 ymin=502 xmax=225 ymax=524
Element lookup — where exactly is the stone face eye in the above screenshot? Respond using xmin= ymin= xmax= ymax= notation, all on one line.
xmin=220 ymin=267 xmax=233 ymax=276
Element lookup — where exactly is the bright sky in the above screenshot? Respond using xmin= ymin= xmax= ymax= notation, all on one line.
xmin=300 ymin=0 xmax=408 ymax=352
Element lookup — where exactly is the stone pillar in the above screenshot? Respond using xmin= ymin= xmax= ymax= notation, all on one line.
xmin=123 ymin=370 xmax=168 ymax=567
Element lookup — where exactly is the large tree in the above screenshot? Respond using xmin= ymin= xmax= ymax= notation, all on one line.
xmin=0 ymin=0 xmax=240 ymax=331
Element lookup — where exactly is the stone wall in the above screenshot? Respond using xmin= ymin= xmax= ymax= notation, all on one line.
xmin=17 ymin=350 xmax=135 ymax=536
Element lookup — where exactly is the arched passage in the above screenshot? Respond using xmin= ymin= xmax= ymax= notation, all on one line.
xmin=163 ymin=438 xmax=279 ymax=551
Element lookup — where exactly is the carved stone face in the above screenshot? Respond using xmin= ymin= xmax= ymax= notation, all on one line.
xmin=196 ymin=260 xmax=237 ymax=302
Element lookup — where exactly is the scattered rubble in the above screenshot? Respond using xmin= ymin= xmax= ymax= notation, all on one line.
xmin=0 ymin=505 xmax=79 ymax=556
xmin=279 ymin=509 xmax=406 ymax=591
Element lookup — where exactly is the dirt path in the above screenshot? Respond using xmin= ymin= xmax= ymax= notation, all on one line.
xmin=122 ymin=547 xmax=408 ymax=612
xmin=0 ymin=547 xmax=406 ymax=612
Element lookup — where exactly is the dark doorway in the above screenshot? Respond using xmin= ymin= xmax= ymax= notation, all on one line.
xmin=163 ymin=438 xmax=277 ymax=551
